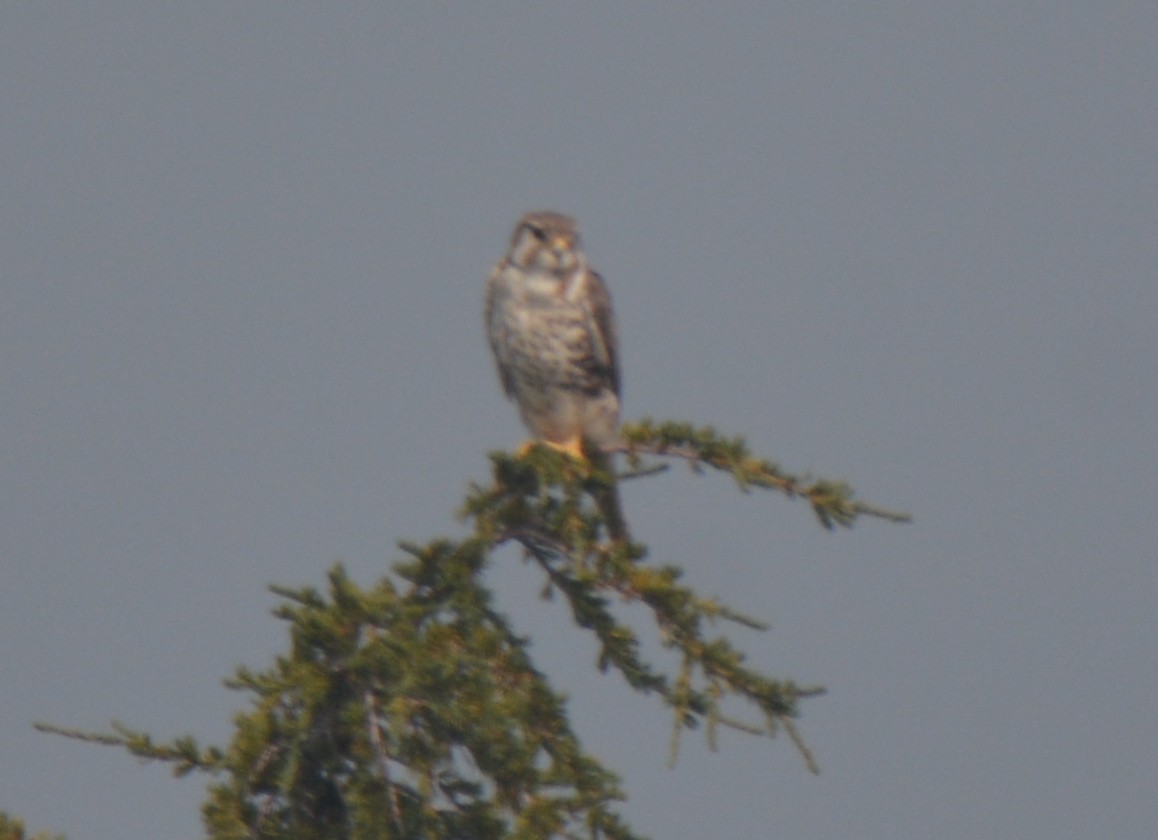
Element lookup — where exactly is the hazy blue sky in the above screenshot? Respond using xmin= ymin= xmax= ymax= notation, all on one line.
xmin=3 ymin=4 xmax=1155 ymax=838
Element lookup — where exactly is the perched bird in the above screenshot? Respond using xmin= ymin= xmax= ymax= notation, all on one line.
xmin=485 ymin=211 xmax=621 ymax=459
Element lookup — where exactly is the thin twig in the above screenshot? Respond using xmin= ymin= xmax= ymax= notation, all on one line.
xmin=603 ymin=440 xmax=911 ymax=524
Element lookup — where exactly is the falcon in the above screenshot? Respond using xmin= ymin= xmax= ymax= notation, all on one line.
xmin=485 ymin=211 xmax=621 ymax=459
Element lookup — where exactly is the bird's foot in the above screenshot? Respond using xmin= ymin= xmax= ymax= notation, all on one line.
xmin=515 ymin=437 xmax=589 ymax=464
xmin=542 ymin=436 xmax=587 ymax=462
xmin=514 ymin=439 xmax=540 ymax=458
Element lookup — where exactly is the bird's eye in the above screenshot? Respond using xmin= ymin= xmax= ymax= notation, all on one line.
xmin=528 ymin=225 xmax=546 ymax=241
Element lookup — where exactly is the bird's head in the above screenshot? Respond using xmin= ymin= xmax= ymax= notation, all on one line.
xmin=508 ymin=211 xmax=584 ymax=275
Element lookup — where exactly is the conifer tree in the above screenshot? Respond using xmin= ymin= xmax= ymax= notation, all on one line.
xmin=0 ymin=812 xmax=64 ymax=840
xmin=38 ymin=420 xmax=908 ymax=839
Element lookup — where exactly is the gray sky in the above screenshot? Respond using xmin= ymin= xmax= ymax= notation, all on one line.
xmin=3 ymin=4 xmax=1156 ymax=838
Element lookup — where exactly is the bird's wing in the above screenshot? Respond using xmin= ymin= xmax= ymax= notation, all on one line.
xmin=583 ymin=269 xmax=621 ymax=398
xmin=484 ymin=261 xmax=519 ymax=398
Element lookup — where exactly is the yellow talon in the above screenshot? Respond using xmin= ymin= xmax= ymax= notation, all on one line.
xmin=542 ymin=437 xmax=587 ymax=461
xmin=514 ymin=437 xmax=588 ymax=462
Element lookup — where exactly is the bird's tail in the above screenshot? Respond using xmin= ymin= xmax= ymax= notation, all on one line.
xmin=589 ymin=447 xmax=630 ymax=543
